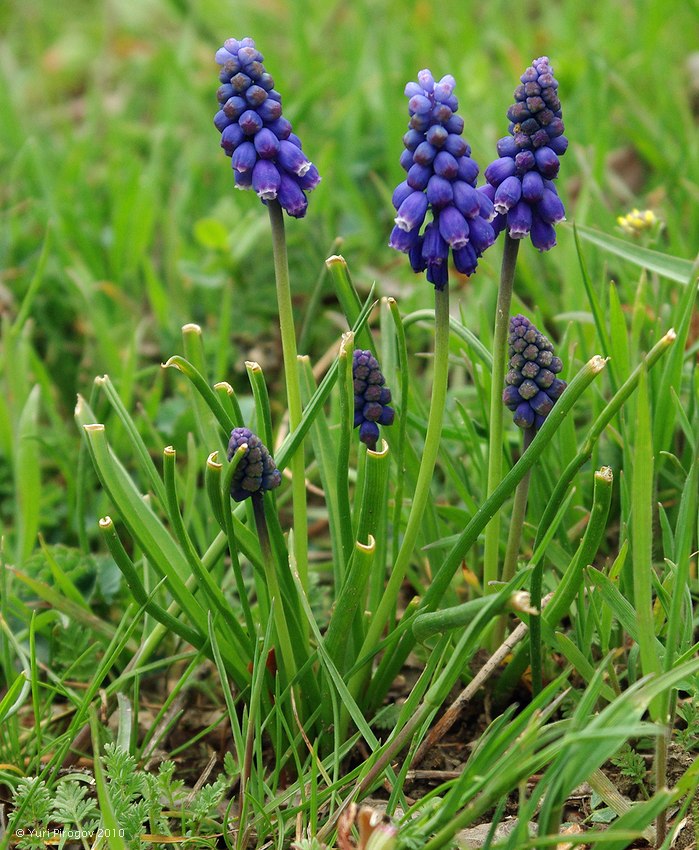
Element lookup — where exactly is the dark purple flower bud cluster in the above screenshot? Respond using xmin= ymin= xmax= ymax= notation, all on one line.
xmin=353 ymin=350 xmax=395 ymax=449
xmin=389 ymin=69 xmax=496 ymax=289
xmin=214 ymin=37 xmax=320 ymax=218
xmin=227 ymin=427 xmax=282 ymax=502
xmin=502 ymin=315 xmax=566 ymax=430
xmin=483 ymin=57 xmax=567 ymax=251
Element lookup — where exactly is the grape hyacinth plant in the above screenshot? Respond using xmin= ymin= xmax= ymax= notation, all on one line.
xmin=353 ymin=349 xmax=395 ymax=450
xmin=482 ymin=57 xmax=568 ymax=603
xmin=226 ymin=427 xmax=281 ymax=501
xmin=483 ymin=56 xmax=567 ymax=251
xmin=214 ymin=37 xmax=320 ymax=217
xmin=502 ymin=314 xmax=567 ymax=431
xmin=389 ymin=69 xmax=495 ymax=288
xmin=214 ymin=36 xmax=319 ymax=591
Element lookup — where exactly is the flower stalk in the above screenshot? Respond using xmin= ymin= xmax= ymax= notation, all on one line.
xmin=268 ymin=199 xmax=309 ymax=589
xmin=482 ymin=234 xmax=520 ymax=594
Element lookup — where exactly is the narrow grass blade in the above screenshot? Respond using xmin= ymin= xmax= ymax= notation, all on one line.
xmin=632 ymin=366 xmax=662 ymax=719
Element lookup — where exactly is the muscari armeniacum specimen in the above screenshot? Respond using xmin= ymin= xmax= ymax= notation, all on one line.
xmin=214 ymin=37 xmax=320 ymax=217
xmin=483 ymin=56 xmax=567 ymax=250
xmin=353 ymin=350 xmax=395 ymax=450
xmin=502 ymin=314 xmax=567 ymax=430
xmin=227 ymin=427 xmax=282 ymax=502
xmin=389 ymin=69 xmax=496 ymax=288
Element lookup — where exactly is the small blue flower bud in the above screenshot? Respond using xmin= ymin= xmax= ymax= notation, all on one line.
xmin=403 ymin=129 xmax=423 ymax=150
xmin=534 ymin=146 xmax=560 ymax=178
xmin=407 ymin=162 xmax=432 ymax=190
xmin=256 ymin=98 xmax=282 ymax=123
xmin=506 ymin=201 xmax=533 ymax=239
xmin=457 ymin=156 xmax=480 ymax=184
xmin=494 ymin=175 xmax=523 ymax=214
xmin=530 ymin=216 xmax=557 ymax=251
xmin=452 ymin=181 xmax=480 ymax=218
xmin=252 ymin=160 xmax=281 ymax=200
xmin=426 ymin=175 xmax=454 ymax=210
xmin=231 ymin=141 xmax=257 ymax=173
xmin=238 ymin=108 xmax=263 ymax=136
xmin=388 ymin=224 xmax=420 ymax=252
xmin=521 ymin=170 xmax=545 ymax=203
xmin=223 ymin=95 xmax=247 ymax=119
xmin=297 ymin=164 xmax=320 ymax=191
xmin=425 ymin=125 xmax=448 ymax=148
xmin=444 ymin=134 xmax=468 ymax=157
xmin=438 ymin=205 xmax=469 ymax=249
xmin=446 ymin=114 xmax=464 ymax=134
xmin=414 ymin=141 xmax=438 ymax=165
xmin=537 ymin=188 xmax=566 ymax=223
xmin=485 ymin=157 xmax=517 ymax=187
xmin=221 ymin=123 xmax=245 ymax=155
xmin=278 ymin=174 xmax=308 ymax=218
xmin=433 ymin=151 xmax=459 ymax=179
xmin=392 ymin=180 xmax=413 ymax=210
xmin=395 ymin=191 xmax=429 ymax=232
xmin=452 ymin=243 xmax=478 ymax=276
xmin=466 ymin=214 xmax=495 ymax=254
xmin=214 ymin=110 xmax=233 ymax=132
xmin=417 ymin=69 xmax=435 ymax=91
xmin=277 ymin=140 xmax=311 ymax=176
xmin=254 ymin=127 xmax=280 ymax=159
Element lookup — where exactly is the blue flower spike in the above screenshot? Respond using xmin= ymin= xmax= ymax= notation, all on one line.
xmin=389 ymin=69 xmax=495 ymax=288
xmin=484 ymin=57 xmax=567 ymax=251
xmin=502 ymin=315 xmax=566 ymax=431
xmin=214 ymin=37 xmax=320 ymax=218
xmin=227 ymin=427 xmax=282 ymax=502
xmin=353 ymin=350 xmax=395 ymax=451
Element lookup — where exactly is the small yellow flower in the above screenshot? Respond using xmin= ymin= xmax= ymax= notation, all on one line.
xmin=617 ymin=208 xmax=658 ymax=236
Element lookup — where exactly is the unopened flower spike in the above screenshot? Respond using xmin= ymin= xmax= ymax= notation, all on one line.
xmin=483 ymin=57 xmax=567 ymax=251
xmin=227 ymin=427 xmax=282 ymax=502
xmin=214 ymin=37 xmax=320 ymax=218
xmin=502 ymin=315 xmax=566 ymax=430
xmin=389 ymin=69 xmax=496 ymax=288
xmin=353 ymin=350 xmax=395 ymax=450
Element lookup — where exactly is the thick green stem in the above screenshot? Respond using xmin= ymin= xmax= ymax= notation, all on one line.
xmin=483 ymin=234 xmax=520 ymax=592
xmin=267 ymin=200 xmax=308 ymax=590
xmin=349 ymin=285 xmax=450 ymax=700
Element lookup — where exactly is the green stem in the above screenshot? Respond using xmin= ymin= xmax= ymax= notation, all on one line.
xmin=483 ymin=234 xmax=520 ymax=593
xmin=267 ymin=199 xmax=308 ymax=591
xmin=251 ymin=491 xmax=297 ymax=689
xmin=349 ymin=285 xmax=451 ymax=700
xmin=501 ymin=428 xmax=534 ymax=585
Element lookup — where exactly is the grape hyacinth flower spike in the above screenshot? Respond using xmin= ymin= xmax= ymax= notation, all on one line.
xmin=214 ymin=37 xmax=320 ymax=217
xmin=484 ymin=56 xmax=567 ymax=251
xmin=227 ymin=427 xmax=282 ymax=502
xmin=389 ymin=69 xmax=496 ymax=288
xmin=353 ymin=350 xmax=395 ymax=450
xmin=502 ymin=315 xmax=567 ymax=431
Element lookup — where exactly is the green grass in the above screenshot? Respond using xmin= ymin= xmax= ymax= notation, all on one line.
xmin=1 ymin=0 xmax=698 ymax=848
